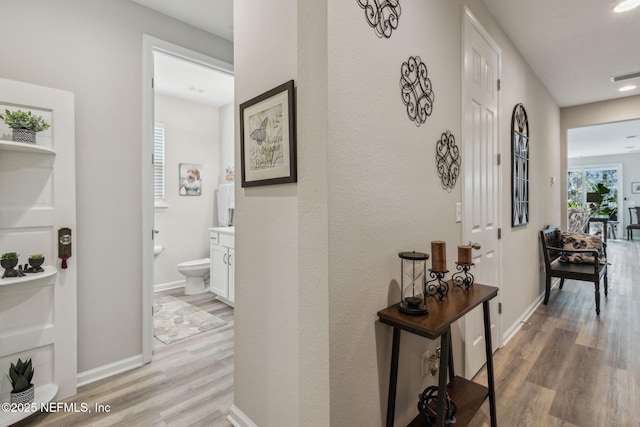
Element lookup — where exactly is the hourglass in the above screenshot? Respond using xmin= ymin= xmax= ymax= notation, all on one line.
xmin=398 ymin=251 xmax=429 ymax=315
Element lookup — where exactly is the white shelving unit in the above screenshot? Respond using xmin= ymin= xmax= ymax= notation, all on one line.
xmin=0 ymin=384 xmax=58 ymax=427
xmin=0 ymin=139 xmax=56 ymax=156
xmin=0 ymin=266 xmax=57 ymax=287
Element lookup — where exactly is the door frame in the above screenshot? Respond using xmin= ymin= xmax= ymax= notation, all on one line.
xmin=461 ymin=7 xmax=503 ymax=373
xmin=141 ymin=35 xmax=234 ymax=363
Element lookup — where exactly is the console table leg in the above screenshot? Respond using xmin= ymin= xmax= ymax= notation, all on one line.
xmin=482 ymin=300 xmax=497 ymax=427
xmin=386 ymin=327 xmax=401 ymax=427
xmin=436 ymin=328 xmax=451 ymax=427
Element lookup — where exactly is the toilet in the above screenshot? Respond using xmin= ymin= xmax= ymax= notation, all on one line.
xmin=177 ymin=258 xmax=210 ymax=295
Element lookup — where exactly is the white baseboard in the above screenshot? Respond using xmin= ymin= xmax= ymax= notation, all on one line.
xmin=77 ymin=354 xmax=144 ymax=387
xmin=228 ymin=404 xmax=258 ymax=427
xmin=154 ymin=280 xmax=185 ymax=293
xmin=502 ymin=279 xmax=558 ymax=346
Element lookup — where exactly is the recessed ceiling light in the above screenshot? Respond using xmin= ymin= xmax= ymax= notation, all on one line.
xmin=614 ymin=0 xmax=640 ymax=12
xmin=619 ymin=85 xmax=637 ymax=92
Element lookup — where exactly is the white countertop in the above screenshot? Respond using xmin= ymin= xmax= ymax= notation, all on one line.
xmin=210 ymin=226 xmax=235 ymax=235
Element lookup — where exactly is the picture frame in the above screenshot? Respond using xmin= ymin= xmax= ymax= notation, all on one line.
xmin=632 ymin=182 xmax=640 ymax=194
xmin=240 ymin=80 xmax=297 ymax=187
xmin=179 ymin=163 xmax=202 ymax=196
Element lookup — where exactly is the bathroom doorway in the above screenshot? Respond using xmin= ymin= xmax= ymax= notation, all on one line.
xmin=142 ymin=35 xmax=234 ymax=362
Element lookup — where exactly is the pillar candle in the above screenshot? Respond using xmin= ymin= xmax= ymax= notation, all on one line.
xmin=458 ymin=245 xmax=472 ymax=265
xmin=431 ymin=241 xmax=447 ymax=272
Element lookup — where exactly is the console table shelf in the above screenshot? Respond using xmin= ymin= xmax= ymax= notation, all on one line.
xmin=378 ymin=283 xmax=498 ymax=427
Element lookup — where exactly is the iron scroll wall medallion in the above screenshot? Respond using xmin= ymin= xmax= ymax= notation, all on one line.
xmin=357 ymin=0 xmax=401 ymax=39
xmin=511 ymin=103 xmax=529 ymax=227
xmin=400 ymin=56 xmax=434 ymax=126
xmin=435 ymin=131 xmax=460 ymax=191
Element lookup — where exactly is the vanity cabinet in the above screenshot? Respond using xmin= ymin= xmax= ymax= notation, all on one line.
xmin=209 ymin=228 xmax=234 ymax=306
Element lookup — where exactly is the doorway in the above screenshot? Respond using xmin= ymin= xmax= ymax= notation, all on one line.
xmin=142 ymin=35 xmax=234 ymax=363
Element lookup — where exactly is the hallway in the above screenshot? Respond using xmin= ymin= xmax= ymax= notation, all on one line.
xmin=470 ymin=238 xmax=640 ymax=426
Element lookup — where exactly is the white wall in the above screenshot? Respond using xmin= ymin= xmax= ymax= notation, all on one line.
xmin=235 ymin=0 xmax=561 ymax=425
xmin=153 ymin=94 xmax=220 ymax=287
xmin=219 ymin=102 xmax=235 ymax=184
xmin=0 ymin=0 xmax=232 ymax=372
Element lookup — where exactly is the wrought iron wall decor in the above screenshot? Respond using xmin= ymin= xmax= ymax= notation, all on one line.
xmin=400 ymin=56 xmax=434 ymax=126
xmin=357 ymin=0 xmax=401 ymax=39
xmin=435 ymin=130 xmax=460 ymax=191
xmin=511 ymin=103 xmax=529 ymax=227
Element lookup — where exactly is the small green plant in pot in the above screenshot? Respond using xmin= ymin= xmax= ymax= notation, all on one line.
xmin=8 ymin=358 xmax=35 ymax=404
xmin=28 ymin=253 xmax=46 ymax=272
xmin=0 ymin=109 xmax=50 ymax=144
xmin=1 ymin=252 xmax=20 ymax=278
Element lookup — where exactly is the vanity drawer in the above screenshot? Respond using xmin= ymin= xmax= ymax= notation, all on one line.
xmin=219 ymin=233 xmax=234 ymax=248
xmin=210 ymin=232 xmax=219 ymax=244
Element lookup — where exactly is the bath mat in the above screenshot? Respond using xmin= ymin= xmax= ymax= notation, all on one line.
xmin=154 ymin=295 xmax=226 ymax=344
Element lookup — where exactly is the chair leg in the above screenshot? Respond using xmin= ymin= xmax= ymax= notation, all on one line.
xmin=594 ymin=281 xmax=601 ymax=315
xmin=604 ymin=269 xmax=608 ymax=297
xmin=544 ymin=275 xmax=551 ymax=305
xmin=559 ymin=278 xmax=565 ymax=290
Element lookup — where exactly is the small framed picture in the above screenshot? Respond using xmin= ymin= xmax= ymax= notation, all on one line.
xmin=632 ymin=182 xmax=640 ymax=194
xmin=179 ymin=163 xmax=202 ymax=196
xmin=240 ymin=80 xmax=297 ymax=187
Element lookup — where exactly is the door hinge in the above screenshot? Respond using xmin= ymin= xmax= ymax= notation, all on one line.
xmin=497 ymin=153 xmax=501 ymax=166
xmin=151 ymin=77 xmax=154 ymax=89
xmin=498 ymin=302 xmax=502 ymax=314
xmin=498 ymin=228 xmax=502 ymax=239
xmin=497 ymin=78 xmax=501 ymax=91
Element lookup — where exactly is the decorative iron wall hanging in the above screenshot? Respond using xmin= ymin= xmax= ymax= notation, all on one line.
xmin=357 ymin=0 xmax=401 ymax=39
xmin=435 ymin=131 xmax=460 ymax=191
xmin=400 ymin=56 xmax=434 ymax=126
xmin=511 ymin=103 xmax=529 ymax=227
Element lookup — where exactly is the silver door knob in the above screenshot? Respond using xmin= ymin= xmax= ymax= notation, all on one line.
xmin=468 ymin=242 xmax=481 ymax=250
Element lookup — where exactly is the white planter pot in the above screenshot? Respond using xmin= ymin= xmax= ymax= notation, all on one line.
xmin=12 ymin=128 xmax=36 ymax=144
xmin=10 ymin=384 xmax=35 ymax=404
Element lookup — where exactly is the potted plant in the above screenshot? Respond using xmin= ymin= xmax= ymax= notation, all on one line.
xmin=0 ymin=109 xmax=50 ymax=144
xmin=1 ymin=252 xmax=20 ymax=278
xmin=8 ymin=358 xmax=35 ymax=404
xmin=28 ymin=253 xmax=45 ymax=273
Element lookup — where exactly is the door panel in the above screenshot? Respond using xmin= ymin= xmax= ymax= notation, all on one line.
xmin=462 ymin=11 xmax=501 ymax=379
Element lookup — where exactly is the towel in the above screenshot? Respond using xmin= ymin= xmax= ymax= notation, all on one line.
xmin=218 ymin=183 xmax=234 ymax=226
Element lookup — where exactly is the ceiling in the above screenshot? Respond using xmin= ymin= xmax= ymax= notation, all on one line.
xmin=134 ymin=0 xmax=640 ymax=157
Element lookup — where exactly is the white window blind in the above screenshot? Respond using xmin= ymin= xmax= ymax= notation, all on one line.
xmin=153 ymin=123 xmax=165 ymax=204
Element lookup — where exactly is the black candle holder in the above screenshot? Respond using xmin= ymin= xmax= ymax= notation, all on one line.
xmin=452 ymin=262 xmax=474 ymax=289
xmin=425 ymin=269 xmax=449 ymax=300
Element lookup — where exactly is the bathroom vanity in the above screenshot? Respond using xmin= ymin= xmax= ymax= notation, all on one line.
xmin=209 ymin=227 xmax=234 ymax=306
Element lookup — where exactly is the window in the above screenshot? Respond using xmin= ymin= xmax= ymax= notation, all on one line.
xmin=568 ymin=166 xmax=620 ymax=220
xmin=153 ymin=123 xmax=167 ymax=209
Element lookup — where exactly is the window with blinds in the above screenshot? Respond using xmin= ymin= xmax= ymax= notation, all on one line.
xmin=153 ymin=123 xmax=166 ymax=206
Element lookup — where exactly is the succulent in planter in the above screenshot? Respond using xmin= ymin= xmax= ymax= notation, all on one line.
xmin=8 ymin=358 xmax=35 ymax=404
xmin=1 ymin=252 xmax=22 ymax=278
xmin=28 ymin=254 xmax=45 ymax=273
xmin=0 ymin=109 xmax=50 ymax=144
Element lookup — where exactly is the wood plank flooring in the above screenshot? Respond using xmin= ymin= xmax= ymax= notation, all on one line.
xmin=469 ymin=238 xmax=640 ymax=427
xmin=14 ymin=289 xmax=234 ymax=427
xmin=12 ymin=239 xmax=640 ymax=426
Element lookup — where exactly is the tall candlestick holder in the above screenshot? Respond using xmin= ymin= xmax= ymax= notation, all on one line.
xmin=425 ymin=269 xmax=449 ymax=301
xmin=452 ymin=262 xmax=474 ymax=289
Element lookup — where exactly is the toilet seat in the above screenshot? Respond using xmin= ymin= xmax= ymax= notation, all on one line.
xmin=177 ymin=258 xmax=210 ymax=270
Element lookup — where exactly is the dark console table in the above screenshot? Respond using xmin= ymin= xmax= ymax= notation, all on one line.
xmin=377 ymin=283 xmax=498 ymax=427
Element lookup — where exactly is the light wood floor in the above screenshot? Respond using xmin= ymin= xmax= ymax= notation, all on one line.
xmin=15 ymin=288 xmax=234 ymax=427
xmin=469 ymin=238 xmax=640 ymax=427
xmin=14 ymin=239 xmax=640 ymax=426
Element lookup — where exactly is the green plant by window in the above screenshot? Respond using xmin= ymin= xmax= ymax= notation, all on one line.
xmin=0 ymin=109 xmax=50 ymax=132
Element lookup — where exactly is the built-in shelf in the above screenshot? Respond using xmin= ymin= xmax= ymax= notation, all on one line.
xmin=0 ymin=383 xmax=58 ymax=427
xmin=0 ymin=139 xmax=55 ymax=156
xmin=0 ymin=266 xmax=57 ymax=287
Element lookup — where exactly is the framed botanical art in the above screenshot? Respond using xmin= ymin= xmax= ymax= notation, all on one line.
xmin=511 ymin=103 xmax=529 ymax=227
xmin=632 ymin=182 xmax=640 ymax=194
xmin=240 ymin=80 xmax=297 ymax=187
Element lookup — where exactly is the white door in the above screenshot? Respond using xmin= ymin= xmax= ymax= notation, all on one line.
xmin=0 ymin=78 xmax=77 ymax=405
xmin=462 ymin=9 xmax=502 ymax=379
